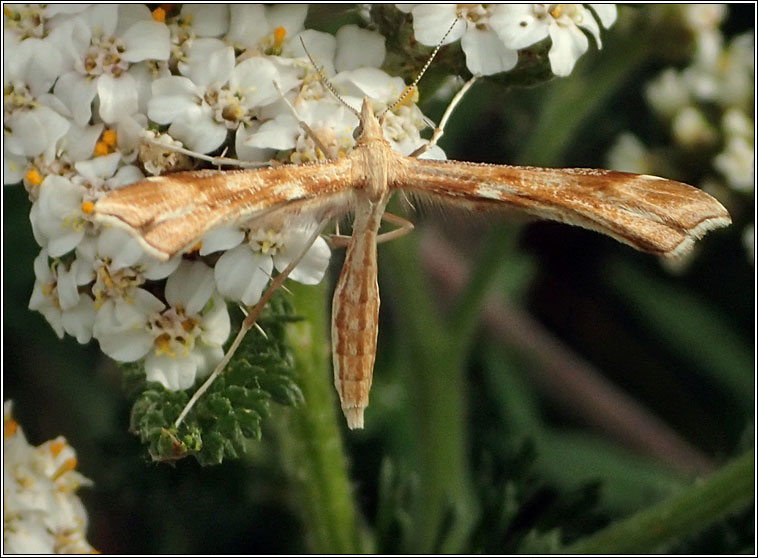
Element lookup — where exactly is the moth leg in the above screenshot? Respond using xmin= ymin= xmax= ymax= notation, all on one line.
xmin=142 ymin=133 xmax=273 ymax=169
xmin=328 ymin=212 xmax=414 ymax=248
xmin=273 ymin=80 xmax=335 ymax=162
xmin=408 ymin=75 xmax=479 ymax=159
xmin=377 ymin=212 xmax=414 ymax=244
xmin=300 ymin=121 xmax=332 ymax=161
xmin=174 ymin=222 xmax=328 ymax=428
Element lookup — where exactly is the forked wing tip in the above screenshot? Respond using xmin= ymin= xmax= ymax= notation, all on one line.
xmin=664 ymin=215 xmax=732 ymax=260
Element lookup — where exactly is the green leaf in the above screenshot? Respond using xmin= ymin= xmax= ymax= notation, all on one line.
xmin=127 ymin=292 xmax=305 ymax=465
xmin=564 ymin=449 xmax=755 ymax=554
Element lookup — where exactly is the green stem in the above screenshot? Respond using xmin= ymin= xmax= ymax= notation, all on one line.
xmin=276 ymin=281 xmax=367 ymax=553
xmin=447 ymin=224 xmax=519 ymax=358
xmin=564 ymin=449 xmax=755 ymax=554
xmin=383 ymin=233 xmax=478 ymax=553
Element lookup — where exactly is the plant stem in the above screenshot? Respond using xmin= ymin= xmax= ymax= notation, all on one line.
xmin=564 ymin=449 xmax=755 ymax=554
xmin=275 ymin=281 xmax=367 ymax=554
xmin=383 ymin=232 xmax=478 ymax=553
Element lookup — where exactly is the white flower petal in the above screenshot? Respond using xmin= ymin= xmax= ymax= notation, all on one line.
xmin=267 ymin=4 xmax=308 ymax=37
xmin=165 ymin=260 xmax=216 ymax=315
xmin=115 ymin=3 xmax=154 ymax=35
xmin=226 ymin=5 xmax=268 ymax=48
xmin=53 ymin=72 xmax=98 ymax=127
xmin=94 ymin=302 xmax=155 ymax=362
xmin=574 ymin=5 xmax=603 ymax=48
xmin=71 ymin=256 xmax=96 ymax=286
xmin=148 ymin=76 xmax=201 ymax=124
xmin=29 ymin=283 xmax=65 ymax=338
xmin=4 ymin=150 xmax=27 ymax=184
xmin=97 ymin=73 xmax=139 ymax=124
xmin=199 ymin=295 xmax=231 ymax=347
xmin=589 ymin=4 xmax=618 ymax=28
xmin=81 ymin=4 xmax=118 ymax=37
xmin=110 ymin=164 xmax=145 ymax=187
xmin=235 ymin=123 xmax=276 ymax=163
xmin=10 ymin=38 xmax=64 ymax=97
xmin=97 ymin=327 xmax=154 ymax=361
xmin=120 ymin=20 xmax=170 ymax=62
xmin=200 ymin=227 xmax=245 ymax=255
xmin=75 ymin=152 xmax=121 ymax=180
xmin=133 ymin=287 xmax=167 ymax=315
xmin=461 ymin=28 xmax=518 ymax=76
xmin=32 ymin=249 xmax=53 ymax=283
xmin=142 ymin=256 xmax=182 ymax=281
xmin=333 ymin=67 xmax=406 ymax=103
xmin=97 ymin=228 xmax=145 ymax=270
xmin=36 ymin=92 xmax=72 ymax=119
xmin=56 ymin=263 xmax=81 ymax=310
xmin=418 ymin=143 xmax=446 ymax=161
xmin=61 ymin=295 xmax=96 ymax=344
xmin=60 ymin=123 xmax=103 ymax=162
xmin=47 ymin=229 xmax=85 ymax=259
xmin=244 ymin=113 xmax=299 ymax=150
xmin=180 ymin=4 xmax=230 ymax=38
xmin=274 ymin=234 xmax=331 ymax=285
xmin=547 ymin=22 xmax=588 ymax=77
xmin=6 ymin=107 xmax=70 ymax=158
xmin=190 ymin=345 xmax=225 ymax=381
xmin=181 ymin=39 xmax=234 ymax=87
xmin=335 ymin=25 xmax=386 ymax=72
xmin=215 ymin=246 xmax=273 ymax=305
xmin=491 ymin=5 xmax=550 ymax=49
xmin=231 ymin=56 xmax=281 ymax=107
xmin=285 ymin=29 xmax=337 ymax=77
xmin=145 ymin=353 xmax=198 ymax=390
xmin=409 ymin=5 xmax=465 ymax=46
xmin=128 ymin=62 xmax=169 ymax=116
xmin=4 ymin=523 xmax=56 ymax=554
xmin=51 ymin=16 xmax=91 ymax=67
xmin=168 ymin=111 xmax=228 ymax=154
xmin=34 ymin=176 xmax=87 ymax=257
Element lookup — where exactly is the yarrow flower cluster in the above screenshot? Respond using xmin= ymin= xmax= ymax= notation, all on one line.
xmin=397 ymin=3 xmax=617 ymax=76
xmin=5 ymin=4 xmax=449 ymax=391
xmin=3 ymin=402 xmax=95 ymax=554
xmin=606 ymin=5 xmax=754 ymax=263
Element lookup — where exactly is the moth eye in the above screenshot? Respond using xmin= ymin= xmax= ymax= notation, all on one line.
xmin=352 ymin=125 xmax=363 ymax=140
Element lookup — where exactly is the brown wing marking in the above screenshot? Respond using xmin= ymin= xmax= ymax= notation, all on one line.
xmin=95 ymin=157 xmax=355 ymax=260
xmin=394 ymin=158 xmax=731 ymax=258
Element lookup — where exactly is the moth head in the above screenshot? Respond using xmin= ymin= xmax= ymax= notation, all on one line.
xmin=354 ymin=97 xmax=384 ymax=145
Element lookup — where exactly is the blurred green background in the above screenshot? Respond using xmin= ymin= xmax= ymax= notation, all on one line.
xmin=3 ymin=4 xmax=754 ymax=554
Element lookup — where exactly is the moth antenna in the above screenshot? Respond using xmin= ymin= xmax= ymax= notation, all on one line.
xmin=383 ymin=15 xmax=461 ymax=115
xmin=299 ymin=36 xmax=360 ymax=118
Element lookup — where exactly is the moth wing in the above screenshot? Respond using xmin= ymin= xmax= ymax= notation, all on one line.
xmin=394 ymin=158 xmax=731 ymax=258
xmin=95 ymin=157 xmax=355 ymax=260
